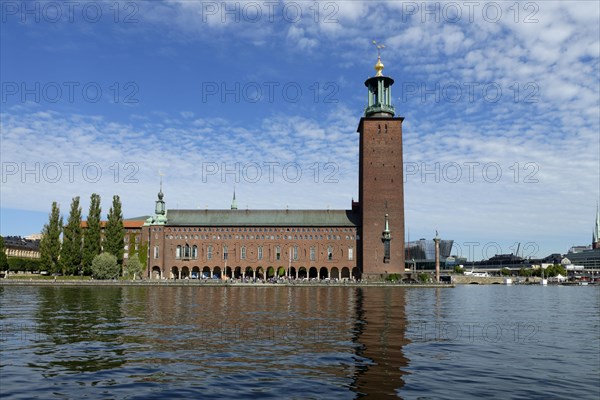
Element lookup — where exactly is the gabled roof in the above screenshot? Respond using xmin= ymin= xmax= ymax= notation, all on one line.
xmin=165 ymin=209 xmax=360 ymax=227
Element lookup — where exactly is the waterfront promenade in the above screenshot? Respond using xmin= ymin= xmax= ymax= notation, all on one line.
xmin=0 ymin=278 xmax=453 ymax=288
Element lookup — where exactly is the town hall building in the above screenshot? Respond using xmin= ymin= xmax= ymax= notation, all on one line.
xmin=143 ymin=54 xmax=406 ymax=280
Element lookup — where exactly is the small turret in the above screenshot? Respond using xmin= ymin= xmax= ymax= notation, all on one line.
xmin=231 ymin=188 xmax=238 ymax=210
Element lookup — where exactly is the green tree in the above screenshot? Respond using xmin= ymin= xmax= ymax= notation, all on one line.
xmin=0 ymin=236 xmax=8 ymax=271
xmin=137 ymin=241 xmax=148 ymax=271
xmin=82 ymin=194 xmax=102 ymax=275
xmin=519 ymin=267 xmax=532 ymax=277
xmin=124 ymin=257 xmax=144 ymax=280
xmin=39 ymin=201 xmax=63 ymax=273
xmin=91 ymin=252 xmax=120 ymax=280
xmin=501 ymin=267 xmax=512 ymax=276
xmin=453 ymin=265 xmax=464 ymax=274
xmin=104 ymin=195 xmax=125 ymax=267
xmin=60 ymin=196 xmax=83 ymax=275
xmin=127 ymin=232 xmax=137 ymax=261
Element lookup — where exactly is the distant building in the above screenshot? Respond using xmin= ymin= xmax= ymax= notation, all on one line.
xmin=562 ymin=206 xmax=600 ymax=269
xmin=80 ymin=217 xmax=147 ymax=262
xmin=2 ymin=236 xmax=40 ymax=259
xmin=405 ymin=238 xmax=454 ymax=270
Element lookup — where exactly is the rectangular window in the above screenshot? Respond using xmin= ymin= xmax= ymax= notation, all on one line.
xmin=276 ymin=246 xmax=281 ymax=261
xmin=258 ymin=246 xmax=263 ymax=260
xmin=348 ymin=247 xmax=354 ymax=261
xmin=241 ymin=246 xmax=246 ymax=260
xmin=384 ymin=240 xmax=390 ymax=263
xmin=176 ymin=246 xmax=181 ymax=259
xmin=327 ymin=246 xmax=333 ymax=261
xmin=207 ymin=246 xmax=213 ymax=260
xmin=223 ymin=246 xmax=228 ymax=260
xmin=310 ymin=246 xmax=316 ymax=261
xmin=293 ymin=245 xmax=298 ymax=261
xmin=154 ymin=246 xmax=159 ymax=259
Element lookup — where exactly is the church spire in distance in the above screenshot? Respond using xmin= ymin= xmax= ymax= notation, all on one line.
xmin=593 ymin=202 xmax=599 ymax=248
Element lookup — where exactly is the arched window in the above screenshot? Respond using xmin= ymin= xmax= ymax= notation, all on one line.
xmin=184 ymin=244 xmax=191 ymax=258
xmin=327 ymin=246 xmax=333 ymax=261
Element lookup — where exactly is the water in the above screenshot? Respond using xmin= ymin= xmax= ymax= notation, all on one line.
xmin=0 ymin=285 xmax=598 ymax=399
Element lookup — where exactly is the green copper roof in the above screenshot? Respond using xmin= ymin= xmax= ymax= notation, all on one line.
xmin=166 ymin=209 xmax=359 ymax=227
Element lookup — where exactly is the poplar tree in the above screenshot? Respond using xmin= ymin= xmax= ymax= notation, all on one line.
xmin=82 ymin=193 xmax=102 ymax=275
xmin=60 ymin=196 xmax=83 ymax=275
xmin=39 ymin=201 xmax=63 ymax=273
xmin=104 ymin=195 xmax=125 ymax=267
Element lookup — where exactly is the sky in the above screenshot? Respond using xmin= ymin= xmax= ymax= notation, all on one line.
xmin=1 ymin=0 xmax=599 ymax=261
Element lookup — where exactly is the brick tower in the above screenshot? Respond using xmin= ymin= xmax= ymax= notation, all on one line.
xmin=358 ymin=47 xmax=405 ymax=278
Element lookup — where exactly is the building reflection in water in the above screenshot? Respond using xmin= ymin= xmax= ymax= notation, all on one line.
xmin=351 ymin=287 xmax=410 ymax=397
xmin=15 ymin=285 xmax=413 ymax=396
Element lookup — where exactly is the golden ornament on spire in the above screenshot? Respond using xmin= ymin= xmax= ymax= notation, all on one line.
xmin=372 ymin=40 xmax=385 ymax=76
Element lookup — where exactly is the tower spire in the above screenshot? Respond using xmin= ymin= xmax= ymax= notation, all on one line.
xmin=231 ymin=186 xmax=238 ymax=210
xmin=593 ymin=202 xmax=599 ymax=248
xmin=365 ymin=40 xmax=395 ymax=117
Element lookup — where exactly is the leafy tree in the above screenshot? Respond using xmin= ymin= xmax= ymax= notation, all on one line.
xmin=124 ymin=257 xmax=144 ymax=280
xmin=519 ymin=267 xmax=532 ymax=277
xmin=39 ymin=202 xmax=62 ymax=273
xmin=60 ymin=196 xmax=83 ymax=275
xmin=104 ymin=195 xmax=125 ymax=267
xmin=0 ymin=236 xmax=8 ymax=271
xmin=127 ymin=232 xmax=137 ymax=260
xmin=91 ymin=252 xmax=120 ymax=279
xmin=418 ymin=273 xmax=430 ymax=283
xmin=82 ymin=194 xmax=102 ymax=275
xmin=453 ymin=265 xmax=464 ymax=274
xmin=501 ymin=267 xmax=512 ymax=276
xmin=137 ymin=241 xmax=148 ymax=271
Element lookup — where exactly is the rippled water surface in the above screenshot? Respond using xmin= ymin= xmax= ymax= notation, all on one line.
xmin=0 ymin=285 xmax=598 ymax=399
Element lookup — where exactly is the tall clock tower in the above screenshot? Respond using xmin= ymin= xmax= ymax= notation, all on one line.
xmin=358 ymin=51 xmax=406 ymax=278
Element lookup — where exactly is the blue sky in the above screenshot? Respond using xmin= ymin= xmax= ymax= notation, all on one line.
xmin=1 ymin=0 xmax=599 ymax=260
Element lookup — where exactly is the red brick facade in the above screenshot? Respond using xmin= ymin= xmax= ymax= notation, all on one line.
xmin=358 ymin=117 xmax=406 ymax=277
xmin=145 ymin=225 xmax=359 ymax=280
